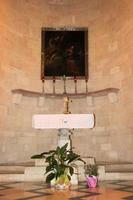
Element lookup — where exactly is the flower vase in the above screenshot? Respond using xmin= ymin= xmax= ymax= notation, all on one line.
xmin=51 ymin=175 xmax=71 ymax=190
xmin=86 ymin=176 xmax=97 ymax=188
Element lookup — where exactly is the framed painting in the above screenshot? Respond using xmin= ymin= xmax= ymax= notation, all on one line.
xmin=41 ymin=27 xmax=88 ymax=80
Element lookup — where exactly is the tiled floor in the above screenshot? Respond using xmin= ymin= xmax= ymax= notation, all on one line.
xmin=0 ymin=180 xmax=132 ymax=200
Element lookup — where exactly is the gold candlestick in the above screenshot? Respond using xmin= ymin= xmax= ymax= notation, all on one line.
xmin=63 ymin=96 xmax=72 ymax=114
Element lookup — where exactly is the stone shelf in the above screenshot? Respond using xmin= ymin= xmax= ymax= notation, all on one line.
xmin=11 ymin=88 xmax=119 ymax=99
xmin=11 ymin=88 xmax=119 ymax=105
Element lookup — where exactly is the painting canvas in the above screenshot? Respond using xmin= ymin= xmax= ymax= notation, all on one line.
xmin=41 ymin=27 xmax=88 ymax=79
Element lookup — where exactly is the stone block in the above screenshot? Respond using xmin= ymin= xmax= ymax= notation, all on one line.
xmin=38 ymin=96 xmax=45 ymax=107
xmin=98 ymin=166 xmax=106 ymax=181
xmin=92 ymin=127 xmax=106 ymax=134
xmin=101 ymin=144 xmax=112 ymax=151
xmin=108 ymin=151 xmax=118 ymax=160
xmin=108 ymin=92 xmax=118 ymax=103
xmin=35 ymin=159 xmax=47 ymax=166
xmin=24 ymin=166 xmax=46 ymax=181
xmin=108 ymin=41 xmax=118 ymax=52
xmin=0 ymin=174 xmax=24 ymax=182
xmin=110 ymin=66 xmax=120 ymax=74
xmin=86 ymin=96 xmax=94 ymax=106
xmin=105 ymin=172 xmax=119 ymax=180
xmin=12 ymin=94 xmax=22 ymax=104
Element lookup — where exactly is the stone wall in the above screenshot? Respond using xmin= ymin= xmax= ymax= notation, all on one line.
xmin=0 ymin=0 xmax=133 ymax=163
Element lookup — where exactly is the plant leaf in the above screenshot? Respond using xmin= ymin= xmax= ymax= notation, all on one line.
xmin=45 ymin=165 xmax=53 ymax=174
xmin=31 ymin=154 xmax=45 ymax=159
xmin=67 ymin=174 xmax=71 ymax=181
xmin=60 ymin=143 xmax=68 ymax=155
xmin=46 ymin=155 xmax=53 ymax=163
xmin=69 ymin=166 xmax=74 ymax=176
xmin=46 ymin=172 xmax=55 ymax=183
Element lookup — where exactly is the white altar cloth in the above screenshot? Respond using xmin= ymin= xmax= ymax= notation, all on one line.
xmin=32 ymin=114 xmax=94 ymax=129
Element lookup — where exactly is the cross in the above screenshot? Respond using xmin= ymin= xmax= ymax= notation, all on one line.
xmin=63 ymin=96 xmax=72 ymax=114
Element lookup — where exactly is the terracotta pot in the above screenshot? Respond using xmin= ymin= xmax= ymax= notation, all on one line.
xmin=86 ymin=176 xmax=97 ymax=188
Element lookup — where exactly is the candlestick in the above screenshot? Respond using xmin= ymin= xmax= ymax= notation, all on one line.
xmin=63 ymin=75 xmax=66 ymax=94
xmin=63 ymin=96 xmax=72 ymax=114
xmin=85 ymin=78 xmax=88 ymax=93
xmin=42 ymin=78 xmax=45 ymax=94
xmin=53 ymin=76 xmax=56 ymax=94
xmin=74 ymin=76 xmax=77 ymax=94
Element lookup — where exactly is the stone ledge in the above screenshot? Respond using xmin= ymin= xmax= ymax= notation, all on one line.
xmin=11 ymin=88 xmax=119 ymax=98
xmin=34 ymin=157 xmax=95 ymax=167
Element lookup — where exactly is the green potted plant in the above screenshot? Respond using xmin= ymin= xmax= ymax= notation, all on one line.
xmin=84 ymin=164 xmax=98 ymax=188
xmin=31 ymin=143 xmax=85 ymax=189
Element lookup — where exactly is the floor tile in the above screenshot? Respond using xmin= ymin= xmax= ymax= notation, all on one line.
xmin=0 ymin=181 xmax=132 ymax=200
